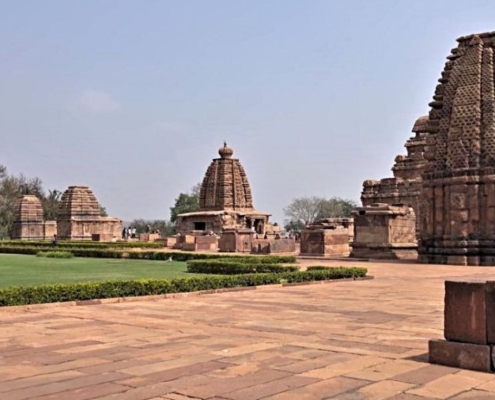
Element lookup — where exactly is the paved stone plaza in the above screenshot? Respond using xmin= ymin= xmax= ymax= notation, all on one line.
xmin=2 ymin=261 xmax=495 ymax=399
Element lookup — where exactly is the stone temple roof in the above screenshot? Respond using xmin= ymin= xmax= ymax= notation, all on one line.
xmin=424 ymin=32 xmax=495 ymax=173
xmin=412 ymin=115 xmax=429 ymax=133
xmin=198 ymin=142 xmax=254 ymax=212
xmin=13 ymin=195 xmax=43 ymax=223
xmin=58 ymin=186 xmax=102 ymax=219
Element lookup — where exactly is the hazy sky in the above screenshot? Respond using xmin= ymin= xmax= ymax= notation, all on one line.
xmin=1 ymin=0 xmax=495 ymax=223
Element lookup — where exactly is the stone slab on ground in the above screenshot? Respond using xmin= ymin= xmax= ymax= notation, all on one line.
xmin=3 ymin=259 xmax=495 ymax=399
xmin=429 ymin=339 xmax=492 ymax=373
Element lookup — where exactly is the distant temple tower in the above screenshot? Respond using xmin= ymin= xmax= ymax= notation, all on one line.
xmin=419 ymin=32 xmax=495 ymax=265
xmin=176 ymin=142 xmax=271 ymax=234
xmin=361 ymin=115 xmax=428 ymax=234
xmin=10 ymin=195 xmax=55 ymax=240
xmin=56 ymin=185 xmax=121 ymax=241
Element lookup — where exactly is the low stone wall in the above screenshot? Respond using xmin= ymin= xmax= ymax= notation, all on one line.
xmin=300 ymin=229 xmax=350 ymax=257
xmin=139 ymin=233 xmax=161 ymax=242
xmin=173 ymin=234 xmax=195 ymax=250
xmin=350 ymin=243 xmax=417 ymax=260
xmin=429 ymin=280 xmax=495 ymax=372
xmin=218 ymin=230 xmax=253 ymax=253
xmin=251 ymin=238 xmax=295 ymax=254
xmin=195 ymin=236 xmax=218 ymax=251
xmin=44 ymin=221 xmax=57 ymax=240
xmin=91 ymin=234 xmax=115 ymax=242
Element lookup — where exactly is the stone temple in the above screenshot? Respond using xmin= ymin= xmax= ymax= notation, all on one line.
xmin=56 ymin=185 xmax=121 ymax=241
xmin=419 ymin=32 xmax=495 ymax=265
xmin=176 ymin=143 xmax=271 ymax=235
xmin=361 ymin=115 xmax=429 ymax=234
xmin=10 ymin=195 xmax=56 ymax=240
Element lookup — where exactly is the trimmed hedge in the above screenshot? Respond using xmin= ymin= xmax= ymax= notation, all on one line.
xmin=128 ymin=252 xmax=296 ymax=263
xmin=0 ymin=245 xmax=296 ymax=263
xmin=0 ymin=246 xmax=126 ymax=258
xmin=0 ymin=267 xmax=368 ymax=307
xmin=0 ymin=240 xmax=162 ymax=249
xmin=187 ymin=259 xmax=300 ymax=274
xmin=36 ymin=251 xmax=74 ymax=259
xmin=306 ymin=266 xmax=330 ymax=271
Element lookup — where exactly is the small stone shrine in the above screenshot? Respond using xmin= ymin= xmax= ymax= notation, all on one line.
xmin=350 ymin=203 xmax=417 ymax=260
xmin=176 ymin=142 xmax=271 ymax=235
xmin=361 ymin=115 xmax=429 ymax=234
xmin=10 ymin=195 xmax=56 ymax=240
xmin=419 ymin=32 xmax=495 ymax=265
xmin=56 ymin=185 xmax=121 ymax=241
xmin=300 ymin=218 xmax=353 ymax=257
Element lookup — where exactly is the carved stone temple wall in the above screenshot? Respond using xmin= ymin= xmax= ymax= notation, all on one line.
xmin=361 ymin=116 xmax=429 ymax=234
xmin=176 ymin=143 xmax=271 ymax=237
xmin=419 ymin=32 xmax=495 ymax=266
xmin=10 ymin=195 xmax=56 ymax=240
xmin=350 ymin=203 xmax=418 ymax=260
xmin=56 ymin=185 xmax=121 ymax=241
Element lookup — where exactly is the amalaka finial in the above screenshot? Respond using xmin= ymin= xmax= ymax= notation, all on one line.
xmin=218 ymin=141 xmax=234 ymax=159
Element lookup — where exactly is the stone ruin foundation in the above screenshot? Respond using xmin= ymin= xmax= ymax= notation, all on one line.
xmin=218 ymin=229 xmax=254 ymax=253
xmin=361 ymin=115 xmax=428 ymax=235
xmin=300 ymin=218 xmax=353 ymax=257
xmin=350 ymin=203 xmax=417 ymax=260
xmin=418 ymin=32 xmax=495 ymax=266
xmin=251 ymin=238 xmax=295 ymax=254
xmin=10 ymin=195 xmax=56 ymax=240
xmin=56 ymin=185 xmax=121 ymax=241
xmin=429 ymin=280 xmax=495 ymax=372
xmin=173 ymin=233 xmax=219 ymax=252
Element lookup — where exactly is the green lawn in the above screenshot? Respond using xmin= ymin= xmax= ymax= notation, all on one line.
xmin=0 ymin=254 xmax=197 ymax=288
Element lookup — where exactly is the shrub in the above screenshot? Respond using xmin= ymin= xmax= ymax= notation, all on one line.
xmin=0 ymin=245 xmax=296 ymax=263
xmin=0 ymin=240 xmax=162 ymax=249
xmin=306 ymin=266 xmax=331 ymax=271
xmin=128 ymin=252 xmax=296 ymax=263
xmin=0 ymin=267 xmax=368 ymax=307
xmin=187 ymin=259 xmax=300 ymax=274
xmin=36 ymin=251 xmax=74 ymax=259
xmin=281 ymin=267 xmax=367 ymax=282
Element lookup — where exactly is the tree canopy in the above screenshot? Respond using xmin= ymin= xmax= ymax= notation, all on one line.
xmin=169 ymin=183 xmax=201 ymax=223
xmin=127 ymin=219 xmax=175 ymax=237
xmin=283 ymin=196 xmax=358 ymax=232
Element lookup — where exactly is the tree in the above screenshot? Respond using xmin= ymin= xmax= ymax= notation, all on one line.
xmin=283 ymin=196 xmax=358 ymax=232
xmin=128 ymin=219 xmax=175 ymax=236
xmin=190 ymin=182 xmax=201 ymax=198
xmin=283 ymin=219 xmax=305 ymax=233
xmin=42 ymin=189 xmax=62 ymax=221
xmin=169 ymin=183 xmax=201 ymax=223
xmin=316 ymin=197 xmax=358 ymax=220
xmin=99 ymin=205 xmax=108 ymax=217
xmin=283 ymin=196 xmax=326 ymax=227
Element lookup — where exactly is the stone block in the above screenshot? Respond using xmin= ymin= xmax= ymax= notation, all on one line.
xmin=300 ymin=229 xmax=349 ymax=257
xmin=484 ymin=281 xmax=495 ymax=344
xmin=444 ymin=281 xmax=487 ymax=344
xmin=428 ymin=339 xmax=492 ymax=372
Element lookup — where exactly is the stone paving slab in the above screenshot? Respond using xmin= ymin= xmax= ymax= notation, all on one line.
xmin=2 ymin=260 xmax=495 ymax=399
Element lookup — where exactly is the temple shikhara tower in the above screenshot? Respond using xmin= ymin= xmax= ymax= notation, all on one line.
xmin=361 ymin=115 xmax=428 ymax=233
xmin=56 ymin=185 xmax=121 ymax=241
xmin=419 ymin=32 xmax=495 ymax=265
xmin=176 ymin=142 xmax=271 ymax=234
xmin=10 ymin=195 xmax=56 ymax=240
